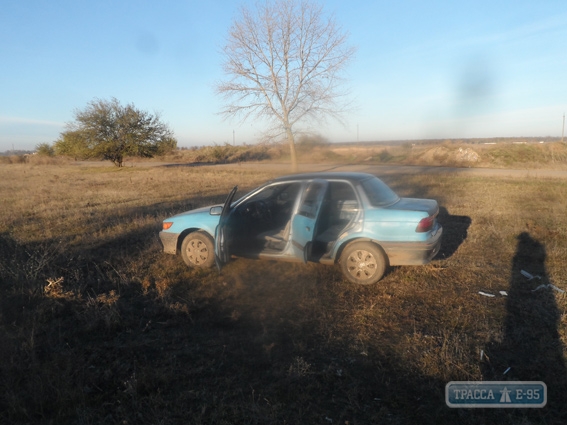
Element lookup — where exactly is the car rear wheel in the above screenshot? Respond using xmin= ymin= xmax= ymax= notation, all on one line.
xmin=181 ymin=231 xmax=215 ymax=268
xmin=339 ymin=241 xmax=387 ymax=285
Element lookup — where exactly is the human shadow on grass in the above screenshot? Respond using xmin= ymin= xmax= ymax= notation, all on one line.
xmin=481 ymin=232 xmax=567 ymax=422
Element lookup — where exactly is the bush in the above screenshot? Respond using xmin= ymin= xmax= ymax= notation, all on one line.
xmin=9 ymin=155 xmax=27 ymax=164
xmin=182 ymin=143 xmax=274 ymax=164
xmin=297 ymin=134 xmax=329 ymax=153
xmin=35 ymin=143 xmax=55 ymax=157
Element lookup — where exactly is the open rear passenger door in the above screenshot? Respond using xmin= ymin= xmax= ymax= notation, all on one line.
xmin=290 ymin=179 xmax=328 ymax=263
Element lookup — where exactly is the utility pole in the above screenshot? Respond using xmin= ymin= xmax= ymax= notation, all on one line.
xmin=233 ymin=129 xmax=235 ymax=146
xmin=562 ymin=113 xmax=565 ymax=143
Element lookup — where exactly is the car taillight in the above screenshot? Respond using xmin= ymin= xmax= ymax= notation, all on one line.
xmin=416 ymin=216 xmax=434 ymax=232
xmin=163 ymin=222 xmax=173 ymax=230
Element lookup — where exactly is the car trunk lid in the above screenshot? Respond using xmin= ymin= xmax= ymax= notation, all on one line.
xmin=386 ymin=198 xmax=439 ymax=216
xmin=387 ymin=198 xmax=439 ymax=233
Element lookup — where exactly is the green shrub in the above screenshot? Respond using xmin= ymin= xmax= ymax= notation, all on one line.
xmin=35 ymin=143 xmax=55 ymax=157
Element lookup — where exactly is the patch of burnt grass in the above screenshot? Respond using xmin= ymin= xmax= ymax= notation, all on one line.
xmin=1 ymin=164 xmax=566 ymax=424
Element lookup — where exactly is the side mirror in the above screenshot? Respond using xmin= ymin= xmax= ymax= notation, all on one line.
xmin=210 ymin=206 xmax=223 ymax=216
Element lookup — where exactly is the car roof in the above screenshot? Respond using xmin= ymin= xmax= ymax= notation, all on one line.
xmin=270 ymin=171 xmax=376 ymax=184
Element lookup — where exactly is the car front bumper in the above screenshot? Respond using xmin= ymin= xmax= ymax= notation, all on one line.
xmin=159 ymin=231 xmax=179 ymax=255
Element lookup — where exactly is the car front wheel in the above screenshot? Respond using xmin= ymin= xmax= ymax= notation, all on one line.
xmin=181 ymin=231 xmax=215 ymax=268
xmin=339 ymin=241 xmax=387 ymax=285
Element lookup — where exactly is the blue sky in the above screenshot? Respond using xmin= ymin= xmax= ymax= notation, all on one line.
xmin=1 ymin=0 xmax=566 ymax=152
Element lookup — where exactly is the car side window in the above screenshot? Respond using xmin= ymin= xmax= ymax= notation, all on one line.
xmin=298 ymin=181 xmax=326 ymax=219
xmin=328 ymin=182 xmax=359 ymax=221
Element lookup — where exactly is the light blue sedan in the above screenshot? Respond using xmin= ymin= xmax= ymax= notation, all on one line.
xmin=159 ymin=172 xmax=442 ymax=285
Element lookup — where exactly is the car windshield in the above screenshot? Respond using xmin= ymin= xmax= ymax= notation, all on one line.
xmin=361 ymin=177 xmax=399 ymax=207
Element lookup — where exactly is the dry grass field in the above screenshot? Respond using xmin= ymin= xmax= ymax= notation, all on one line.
xmin=1 ymin=160 xmax=566 ymax=424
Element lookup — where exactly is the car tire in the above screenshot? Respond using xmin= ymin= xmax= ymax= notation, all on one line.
xmin=181 ymin=231 xmax=215 ymax=268
xmin=339 ymin=241 xmax=387 ymax=285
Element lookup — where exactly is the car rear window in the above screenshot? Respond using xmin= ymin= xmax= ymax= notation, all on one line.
xmin=361 ymin=177 xmax=399 ymax=207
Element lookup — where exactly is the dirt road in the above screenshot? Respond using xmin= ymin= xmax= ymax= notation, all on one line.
xmin=76 ymin=159 xmax=567 ymax=178
xmin=211 ymin=162 xmax=567 ymax=179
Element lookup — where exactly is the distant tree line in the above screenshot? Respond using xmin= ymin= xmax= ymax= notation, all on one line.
xmin=0 ymin=149 xmax=34 ymax=157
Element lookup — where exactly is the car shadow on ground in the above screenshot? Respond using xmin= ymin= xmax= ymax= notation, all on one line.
xmin=481 ymin=232 xmax=567 ymax=421
xmin=435 ymin=206 xmax=471 ymax=260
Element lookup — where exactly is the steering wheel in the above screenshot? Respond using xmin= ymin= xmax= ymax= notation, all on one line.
xmin=253 ymin=200 xmax=271 ymax=222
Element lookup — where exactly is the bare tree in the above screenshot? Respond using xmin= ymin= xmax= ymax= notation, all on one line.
xmin=216 ymin=0 xmax=355 ymax=171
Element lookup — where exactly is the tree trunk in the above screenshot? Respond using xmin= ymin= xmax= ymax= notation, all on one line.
xmin=285 ymin=125 xmax=297 ymax=172
xmin=113 ymin=155 xmax=123 ymax=167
